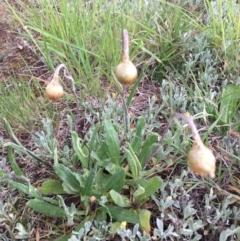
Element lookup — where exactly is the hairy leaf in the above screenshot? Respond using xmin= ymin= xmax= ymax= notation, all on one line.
xmin=130 ymin=117 xmax=145 ymax=152
xmin=39 ymin=179 xmax=66 ymax=195
xmin=103 ymin=120 xmax=120 ymax=165
xmin=136 ymin=176 xmax=162 ymax=205
xmin=110 ymin=190 xmax=131 ymax=207
xmin=27 ymin=198 xmax=65 ymax=218
xmin=103 ymin=167 xmax=126 ymax=192
xmin=139 ymin=209 xmax=151 ymax=233
xmin=71 ymin=131 xmax=88 ymax=169
xmin=8 ymin=147 xmax=24 ymax=177
xmin=54 ymin=164 xmax=81 ymax=194
xmin=100 ymin=206 xmax=139 ymax=224
xmin=124 ymin=143 xmax=142 ymax=181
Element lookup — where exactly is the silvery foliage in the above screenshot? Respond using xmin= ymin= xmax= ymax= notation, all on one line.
xmin=152 ymin=171 xmax=240 ymax=241
xmin=68 ymin=174 xmax=240 ymax=241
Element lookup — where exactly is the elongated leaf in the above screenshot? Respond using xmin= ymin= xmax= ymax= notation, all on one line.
xmin=99 ymin=206 xmax=139 ymax=224
xmin=136 ymin=176 xmax=162 ymax=205
xmin=95 ymin=167 xmax=125 ymax=195
xmin=130 ymin=117 xmax=145 ymax=152
xmin=3 ymin=142 xmax=48 ymax=167
xmin=3 ymin=118 xmax=22 ymax=146
xmin=124 ymin=143 xmax=142 ymax=181
xmin=53 ymin=164 xmax=81 ymax=194
xmin=139 ymin=134 xmax=158 ymax=166
xmin=27 ymin=199 xmax=65 ymax=218
xmin=220 ymin=84 xmax=240 ymax=123
xmin=83 ymin=166 xmax=97 ymax=196
xmin=110 ymin=190 xmax=131 ymax=208
xmin=3 ymin=119 xmax=48 ymax=166
xmin=133 ymin=184 xmax=145 ymax=199
xmin=6 ymin=179 xmax=40 ymax=198
xmin=39 ymin=180 xmax=66 ymax=195
xmin=139 ymin=209 xmax=151 ymax=233
xmin=71 ymin=131 xmax=88 ymax=169
xmin=88 ymin=122 xmax=100 ymax=151
xmin=103 ymin=167 xmax=125 ymax=192
xmin=8 ymin=147 xmax=24 ymax=177
xmin=103 ymin=120 xmax=120 ymax=165
xmin=95 ymin=141 xmax=110 ymax=161
xmin=94 ymin=169 xmax=109 ymax=193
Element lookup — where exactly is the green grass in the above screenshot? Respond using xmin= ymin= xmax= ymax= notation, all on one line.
xmin=1 ymin=0 xmax=240 ymax=240
xmin=2 ymin=0 xmax=203 ymax=130
xmin=6 ymin=0 xmax=205 ymax=92
xmin=0 ymin=76 xmax=56 ymax=130
xmin=204 ymin=0 xmax=240 ymax=71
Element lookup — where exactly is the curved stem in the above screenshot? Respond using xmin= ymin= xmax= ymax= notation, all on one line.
xmin=143 ymin=112 xmax=204 ymax=171
xmin=122 ymin=29 xmax=129 ymax=61
xmin=174 ymin=112 xmax=202 ymax=142
xmin=52 ymin=64 xmax=66 ymax=80
xmin=52 ymin=64 xmax=80 ymax=131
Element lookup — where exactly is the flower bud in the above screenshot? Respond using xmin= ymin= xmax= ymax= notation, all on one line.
xmin=115 ymin=60 xmax=138 ymax=85
xmin=120 ymin=221 xmax=127 ymax=229
xmin=45 ymin=76 xmax=64 ymax=101
xmin=89 ymin=196 xmax=96 ymax=203
xmin=187 ymin=140 xmax=216 ymax=178
xmin=115 ymin=29 xmax=137 ymax=86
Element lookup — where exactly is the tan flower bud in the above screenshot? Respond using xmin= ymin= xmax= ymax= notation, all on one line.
xmin=89 ymin=196 xmax=96 ymax=203
xmin=45 ymin=76 xmax=64 ymax=101
xmin=187 ymin=140 xmax=216 ymax=178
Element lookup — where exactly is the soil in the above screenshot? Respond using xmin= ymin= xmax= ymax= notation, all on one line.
xmin=0 ymin=2 xmax=51 ymax=84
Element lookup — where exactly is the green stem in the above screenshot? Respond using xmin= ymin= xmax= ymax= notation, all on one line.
xmin=122 ymin=85 xmax=129 ymax=134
